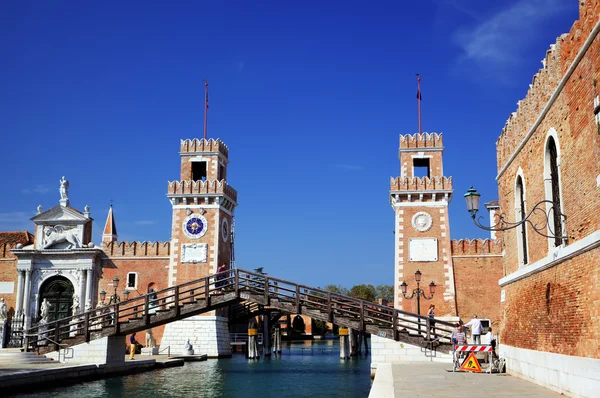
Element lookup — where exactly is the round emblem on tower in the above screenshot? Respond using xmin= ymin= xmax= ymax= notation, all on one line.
xmin=221 ymin=218 xmax=229 ymax=242
xmin=412 ymin=211 xmax=433 ymax=232
xmin=182 ymin=213 xmax=208 ymax=239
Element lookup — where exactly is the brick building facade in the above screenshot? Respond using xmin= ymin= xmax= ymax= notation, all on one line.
xmin=494 ymin=1 xmax=600 ymax=396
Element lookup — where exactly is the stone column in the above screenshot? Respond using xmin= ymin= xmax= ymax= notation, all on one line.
xmin=15 ymin=270 xmax=25 ymax=316
xmin=78 ymin=270 xmax=87 ymax=313
xmin=86 ymin=269 xmax=94 ymax=309
xmin=23 ymin=270 xmax=32 ymax=327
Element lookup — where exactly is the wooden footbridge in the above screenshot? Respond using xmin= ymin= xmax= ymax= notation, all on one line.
xmin=25 ymin=269 xmax=455 ymax=354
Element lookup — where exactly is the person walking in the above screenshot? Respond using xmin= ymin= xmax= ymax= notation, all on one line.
xmin=427 ymin=304 xmax=436 ymax=337
xmin=464 ymin=314 xmax=483 ymax=344
xmin=129 ymin=333 xmax=140 ymax=360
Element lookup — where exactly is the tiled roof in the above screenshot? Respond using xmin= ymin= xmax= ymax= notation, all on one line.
xmin=0 ymin=231 xmax=34 ymax=246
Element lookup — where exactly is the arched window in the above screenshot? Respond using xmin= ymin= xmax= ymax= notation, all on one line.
xmin=515 ymin=175 xmax=528 ymax=266
xmin=544 ymin=134 xmax=564 ymax=247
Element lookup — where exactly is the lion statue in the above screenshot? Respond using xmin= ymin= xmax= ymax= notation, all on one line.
xmin=43 ymin=225 xmax=81 ymax=249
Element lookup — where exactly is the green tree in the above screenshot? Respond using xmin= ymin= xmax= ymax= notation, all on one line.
xmin=348 ymin=284 xmax=377 ymax=302
xmin=375 ymin=284 xmax=394 ymax=302
xmin=322 ymin=285 xmax=349 ymax=296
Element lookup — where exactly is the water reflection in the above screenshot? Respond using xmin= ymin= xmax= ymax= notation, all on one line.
xmin=13 ymin=340 xmax=371 ymax=398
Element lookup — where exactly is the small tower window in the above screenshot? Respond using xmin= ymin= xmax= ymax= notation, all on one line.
xmin=413 ymin=158 xmax=430 ymax=178
xmin=192 ymin=161 xmax=207 ymax=181
xmin=218 ymin=164 xmax=226 ymax=181
xmin=127 ymin=272 xmax=138 ymax=290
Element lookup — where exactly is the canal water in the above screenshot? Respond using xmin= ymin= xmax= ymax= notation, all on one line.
xmin=15 ymin=340 xmax=372 ymax=398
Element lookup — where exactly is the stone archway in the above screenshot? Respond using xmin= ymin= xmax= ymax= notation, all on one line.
xmin=38 ymin=276 xmax=74 ymax=322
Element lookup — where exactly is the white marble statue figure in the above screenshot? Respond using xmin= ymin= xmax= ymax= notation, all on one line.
xmin=43 ymin=225 xmax=81 ymax=249
xmin=40 ymin=298 xmax=52 ymax=323
xmin=59 ymin=176 xmax=69 ymax=200
xmin=185 ymin=339 xmax=193 ymax=351
xmin=145 ymin=329 xmax=155 ymax=348
xmin=0 ymin=298 xmax=7 ymax=322
xmin=71 ymin=294 xmax=80 ymax=314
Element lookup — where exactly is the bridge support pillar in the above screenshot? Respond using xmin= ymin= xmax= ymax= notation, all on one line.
xmin=248 ymin=320 xmax=259 ymax=360
xmin=273 ymin=327 xmax=281 ymax=355
xmin=339 ymin=328 xmax=350 ymax=360
xmin=349 ymin=328 xmax=359 ymax=357
xmin=262 ymin=316 xmax=271 ymax=357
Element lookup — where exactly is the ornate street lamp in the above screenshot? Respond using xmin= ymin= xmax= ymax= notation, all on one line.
xmin=400 ymin=270 xmax=436 ymax=334
xmin=464 ymin=186 xmax=567 ymax=240
xmin=123 ymin=289 xmax=130 ymax=302
xmin=99 ymin=290 xmax=107 ymax=304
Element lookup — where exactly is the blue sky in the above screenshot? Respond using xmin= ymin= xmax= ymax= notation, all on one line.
xmin=0 ymin=0 xmax=578 ymax=288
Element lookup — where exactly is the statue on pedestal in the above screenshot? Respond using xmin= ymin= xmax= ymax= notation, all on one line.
xmin=59 ymin=176 xmax=69 ymax=200
xmin=71 ymin=294 xmax=80 ymax=315
xmin=146 ymin=329 xmax=156 ymax=348
xmin=40 ymin=298 xmax=52 ymax=323
xmin=185 ymin=339 xmax=194 ymax=355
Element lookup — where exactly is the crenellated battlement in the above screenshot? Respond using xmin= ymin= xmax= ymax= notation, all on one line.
xmin=399 ymin=132 xmax=443 ymax=149
xmin=451 ymin=239 xmax=502 ymax=256
xmin=496 ymin=0 xmax=600 ymax=170
xmin=103 ymin=241 xmax=171 ymax=257
xmin=180 ymin=138 xmax=229 ymax=158
xmin=390 ymin=176 xmax=452 ymax=191
xmin=167 ymin=180 xmax=238 ymax=202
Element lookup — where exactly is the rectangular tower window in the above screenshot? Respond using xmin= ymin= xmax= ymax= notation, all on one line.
xmin=192 ymin=161 xmax=208 ymax=181
xmin=413 ymin=158 xmax=430 ymax=178
xmin=218 ymin=164 xmax=226 ymax=181
xmin=127 ymin=272 xmax=138 ymax=290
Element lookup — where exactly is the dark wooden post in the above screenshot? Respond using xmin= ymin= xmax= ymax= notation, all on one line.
xmin=54 ymin=321 xmax=60 ymax=350
xmin=144 ymin=294 xmax=150 ymax=326
xmin=392 ymin=311 xmax=399 ymax=341
xmin=327 ymin=293 xmax=333 ymax=323
xmin=234 ymin=271 xmax=239 ymax=297
xmin=114 ymin=304 xmax=120 ymax=334
xmin=84 ymin=312 xmax=91 ymax=342
xmin=264 ymin=277 xmax=270 ymax=305
xmin=359 ymin=301 xmax=365 ymax=332
xmin=174 ymin=286 xmax=180 ymax=316
xmin=205 ymin=276 xmax=210 ymax=307
xmin=295 ymin=285 xmax=301 ymax=314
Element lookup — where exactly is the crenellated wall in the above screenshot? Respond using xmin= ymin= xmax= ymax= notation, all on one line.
xmin=399 ymin=132 xmax=443 ymax=149
xmin=102 ymin=241 xmax=171 ymax=257
xmin=167 ymin=180 xmax=238 ymax=202
xmin=496 ymin=0 xmax=600 ymax=173
xmin=180 ymin=138 xmax=229 ymax=158
xmin=451 ymin=238 xmax=504 ymax=325
xmin=450 ymin=238 xmax=502 ymax=256
xmin=389 ymin=176 xmax=452 ymax=191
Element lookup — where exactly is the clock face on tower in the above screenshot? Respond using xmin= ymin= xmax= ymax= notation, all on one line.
xmin=182 ymin=213 xmax=208 ymax=239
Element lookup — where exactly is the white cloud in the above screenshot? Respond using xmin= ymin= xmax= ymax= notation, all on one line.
xmin=21 ymin=185 xmax=51 ymax=194
xmin=134 ymin=220 xmax=156 ymax=226
xmin=0 ymin=212 xmax=32 ymax=231
xmin=453 ymin=0 xmax=568 ymax=67
xmin=334 ymin=164 xmax=364 ymax=171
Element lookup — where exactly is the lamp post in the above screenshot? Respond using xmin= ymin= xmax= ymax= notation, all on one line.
xmin=464 ymin=186 xmax=567 ymax=240
xmin=98 ymin=277 xmax=129 ymax=306
xmin=400 ymin=270 xmax=436 ymax=334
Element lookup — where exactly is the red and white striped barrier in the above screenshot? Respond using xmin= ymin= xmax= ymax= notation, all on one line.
xmin=454 ymin=345 xmax=493 ymax=352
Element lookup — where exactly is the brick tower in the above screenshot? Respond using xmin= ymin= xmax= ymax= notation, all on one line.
xmin=160 ymin=138 xmax=238 ymax=357
xmin=389 ymin=133 xmax=457 ymax=318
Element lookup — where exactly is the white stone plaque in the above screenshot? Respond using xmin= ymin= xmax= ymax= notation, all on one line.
xmin=0 ymin=282 xmax=14 ymax=294
xmin=181 ymin=243 xmax=208 ymax=263
xmin=408 ymin=238 xmax=438 ymax=262
xmin=500 ymin=289 xmax=506 ymax=303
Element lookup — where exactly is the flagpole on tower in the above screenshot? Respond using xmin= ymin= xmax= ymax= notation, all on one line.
xmin=416 ymin=74 xmax=422 ymax=135
xmin=203 ymin=79 xmax=209 ymax=140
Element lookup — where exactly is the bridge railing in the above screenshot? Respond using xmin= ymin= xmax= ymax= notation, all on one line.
xmin=24 ymin=268 xmax=456 ymax=351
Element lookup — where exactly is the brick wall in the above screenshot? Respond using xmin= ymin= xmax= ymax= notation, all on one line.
xmin=451 ymin=239 xmax=504 ymax=324
xmin=502 ymin=249 xmax=600 ymax=357
xmin=495 ymin=0 xmax=600 ymax=358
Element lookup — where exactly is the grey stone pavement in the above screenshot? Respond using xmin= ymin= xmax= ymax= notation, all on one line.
xmin=392 ymin=362 xmax=562 ymax=397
